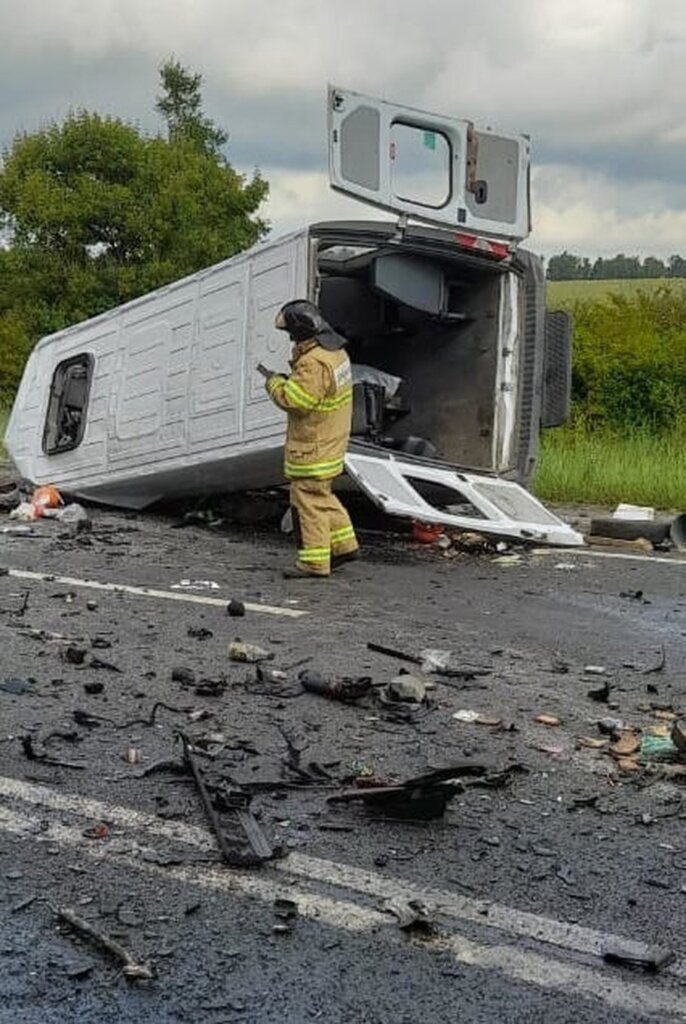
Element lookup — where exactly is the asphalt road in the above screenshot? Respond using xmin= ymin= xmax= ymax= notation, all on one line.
xmin=1 ymin=501 xmax=686 ymax=1023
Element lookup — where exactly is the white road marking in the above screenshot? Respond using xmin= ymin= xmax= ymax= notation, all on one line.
xmin=5 ymin=567 xmax=306 ymax=618
xmin=532 ymin=547 xmax=686 ymax=567
xmin=0 ymin=773 xmax=684 ymax=1016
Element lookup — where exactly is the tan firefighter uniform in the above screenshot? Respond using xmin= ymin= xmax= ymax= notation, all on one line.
xmin=266 ymin=339 xmax=359 ymax=575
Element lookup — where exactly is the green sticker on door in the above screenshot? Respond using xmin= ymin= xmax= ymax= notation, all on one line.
xmin=423 ymin=131 xmax=436 ymax=151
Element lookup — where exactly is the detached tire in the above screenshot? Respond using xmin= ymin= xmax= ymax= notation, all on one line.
xmin=589 ymin=518 xmax=670 ymax=545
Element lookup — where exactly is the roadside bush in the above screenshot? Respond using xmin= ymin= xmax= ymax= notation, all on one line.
xmin=0 ymin=311 xmax=34 ymax=403
xmin=569 ymin=287 xmax=686 ymax=432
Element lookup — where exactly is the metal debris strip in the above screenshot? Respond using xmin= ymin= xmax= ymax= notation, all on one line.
xmin=178 ymin=731 xmax=280 ymax=867
xmin=55 ymin=906 xmax=153 ymax=980
xmin=367 ymin=642 xmax=491 ymax=682
xmin=328 ymin=765 xmax=488 ymax=820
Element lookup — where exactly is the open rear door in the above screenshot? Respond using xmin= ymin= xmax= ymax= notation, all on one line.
xmin=328 ymin=85 xmax=530 ymax=244
xmin=344 ymin=448 xmax=583 ymax=547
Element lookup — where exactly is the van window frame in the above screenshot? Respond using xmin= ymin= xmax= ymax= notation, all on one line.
xmin=42 ymin=352 xmax=94 ymax=455
xmin=389 ymin=120 xmax=453 ymax=211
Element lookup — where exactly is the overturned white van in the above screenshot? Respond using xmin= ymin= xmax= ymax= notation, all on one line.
xmin=5 ymin=86 xmax=582 ymax=545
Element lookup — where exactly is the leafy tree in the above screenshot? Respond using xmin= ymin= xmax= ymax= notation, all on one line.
xmin=156 ymin=58 xmax=228 ymax=155
xmin=0 ymin=61 xmax=268 ymax=399
xmin=546 ymin=251 xmax=586 ymax=281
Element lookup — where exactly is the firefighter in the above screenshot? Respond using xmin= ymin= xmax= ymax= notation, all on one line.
xmin=265 ymin=300 xmax=360 ymax=579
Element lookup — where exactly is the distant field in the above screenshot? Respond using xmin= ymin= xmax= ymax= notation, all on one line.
xmin=546 ymin=277 xmax=686 ymax=307
xmin=534 ymin=427 xmax=686 ymax=509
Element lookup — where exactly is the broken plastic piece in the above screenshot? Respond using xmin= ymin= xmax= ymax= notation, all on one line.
xmin=386 ymin=673 xmax=426 ymax=704
xmin=229 ymin=641 xmax=273 ymax=663
xmin=602 ymin=937 xmax=675 ymax=972
xmin=31 ymin=485 xmax=63 ymax=509
xmin=299 ymin=670 xmax=371 ymax=702
xmin=419 ymin=649 xmax=452 ymax=673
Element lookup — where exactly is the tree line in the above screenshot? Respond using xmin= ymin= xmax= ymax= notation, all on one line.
xmin=0 ymin=59 xmax=268 ymax=399
xmin=546 ymin=252 xmax=686 ymax=281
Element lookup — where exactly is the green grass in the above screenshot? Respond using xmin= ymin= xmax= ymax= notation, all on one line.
xmin=547 ymin=277 xmax=686 ymax=308
xmin=534 ymin=427 xmax=686 ymax=509
xmin=0 ymin=404 xmax=9 ymax=460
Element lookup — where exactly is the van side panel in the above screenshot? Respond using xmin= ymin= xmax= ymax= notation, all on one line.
xmin=5 ymin=229 xmax=309 ymax=503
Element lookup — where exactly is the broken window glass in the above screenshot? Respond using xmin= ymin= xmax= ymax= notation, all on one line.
xmin=42 ymin=354 xmax=93 ymax=455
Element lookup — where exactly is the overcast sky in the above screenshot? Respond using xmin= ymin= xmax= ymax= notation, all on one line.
xmin=1 ymin=0 xmax=684 ymax=258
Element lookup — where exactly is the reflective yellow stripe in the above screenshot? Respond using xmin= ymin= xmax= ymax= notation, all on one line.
xmin=330 ymin=526 xmax=355 ymax=542
xmin=285 ymin=459 xmax=344 ymax=479
xmin=317 ymin=388 xmax=353 ymax=411
xmin=284 ymin=379 xmax=319 ymax=410
xmin=298 ymin=547 xmax=331 ymax=563
xmin=267 ymin=375 xmax=285 ymax=395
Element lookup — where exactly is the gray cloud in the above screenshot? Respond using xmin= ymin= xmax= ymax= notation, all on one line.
xmin=1 ymin=0 xmax=685 ymax=255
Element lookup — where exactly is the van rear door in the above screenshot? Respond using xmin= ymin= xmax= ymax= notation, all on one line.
xmin=344 ymin=446 xmax=583 ymax=547
xmin=328 ymin=85 xmax=530 ymax=244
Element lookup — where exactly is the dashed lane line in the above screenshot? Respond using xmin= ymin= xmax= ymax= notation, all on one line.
xmin=532 ymin=547 xmax=686 ymax=567
xmin=0 ymin=773 xmax=684 ymax=1018
xmin=4 ymin=567 xmax=306 ymax=618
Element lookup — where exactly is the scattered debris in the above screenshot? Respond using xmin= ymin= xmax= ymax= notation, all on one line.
xmin=453 ymin=709 xmax=481 ymax=723
xmin=0 ymin=677 xmax=31 ymax=695
xmin=587 ymin=680 xmax=612 ymax=703
xmin=116 ymin=701 xmax=189 ymax=729
xmin=386 ymin=673 xmax=427 ymax=704
xmin=83 ymin=682 xmax=104 ymax=695
xmin=491 ymin=554 xmax=523 ymax=566
xmin=178 ymin=732 xmax=280 ymax=866
xmin=367 ymin=642 xmax=491 ymax=681
xmin=88 ymin=656 xmax=122 ymax=673
xmin=256 ymin=666 xmax=288 ymax=684
xmin=642 ymin=645 xmax=666 ymax=675
xmin=228 ymin=641 xmax=273 ymax=663
xmin=587 ymin=535 xmax=654 ymax=552
xmin=123 ymin=747 xmax=140 ymax=765
xmin=20 ymin=735 xmax=84 ymax=770
xmin=381 ymin=898 xmax=435 ymax=934
xmin=227 ymin=600 xmax=246 ymax=618
xmin=412 ymin=521 xmax=443 ymax=544
xmin=550 ymin=655 xmax=570 ymax=675
xmin=273 ymin=898 xmax=298 ymax=934
xmin=576 ymin=737 xmax=608 ymax=750
xmin=55 ymin=906 xmax=153 ymax=980
xmin=672 ymin=720 xmax=686 ymax=757
xmin=328 ymin=765 xmax=488 ymax=820
xmin=620 ymin=589 xmax=644 ymax=601
xmin=65 ymin=647 xmax=87 ymax=665
xmin=188 ymin=627 xmax=213 ymax=640
xmin=82 ymin=823 xmax=109 ymax=840
xmin=171 ymin=580 xmax=220 ymax=591
xmin=602 ymin=937 xmax=675 ymax=973
xmin=172 ymin=667 xmax=196 ymax=686
xmin=194 ymin=677 xmax=228 ymax=697
xmin=584 ymin=665 xmax=607 ymax=676
xmin=535 ymin=714 xmax=561 ymax=727
xmin=299 ymin=670 xmax=372 ymax=702
xmin=610 ymin=730 xmax=641 ymax=759
xmin=612 ymin=504 xmax=654 ymax=521
xmin=598 ymin=717 xmax=623 ymax=736
xmin=640 ymin=735 xmax=678 ymax=762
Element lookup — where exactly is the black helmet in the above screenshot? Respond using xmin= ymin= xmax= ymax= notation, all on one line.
xmin=275 ymin=300 xmax=347 ymax=350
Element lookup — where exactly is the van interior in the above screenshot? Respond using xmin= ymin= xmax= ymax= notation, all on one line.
xmin=316 ymin=241 xmax=506 ymax=470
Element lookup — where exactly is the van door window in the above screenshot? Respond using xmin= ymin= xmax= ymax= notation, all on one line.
xmin=42 ymin=353 xmax=93 ymax=454
xmin=390 ymin=123 xmax=451 ymax=208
